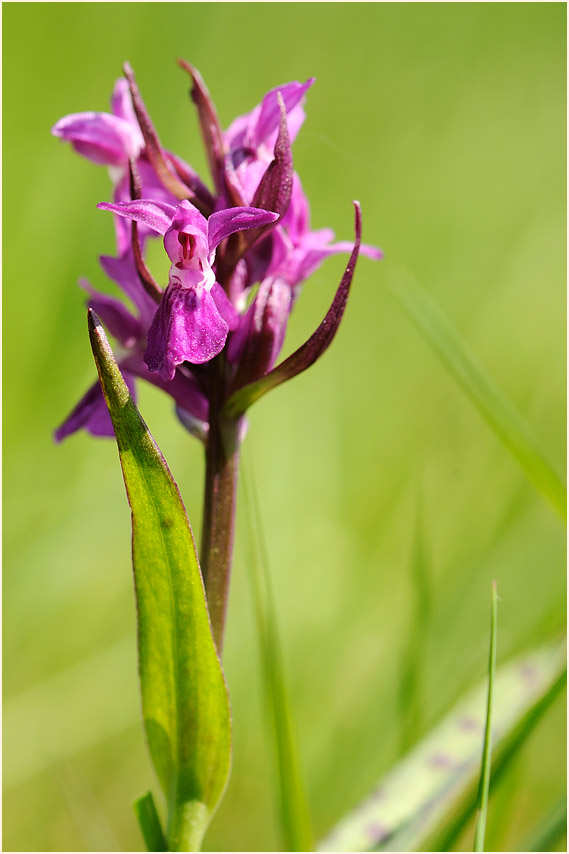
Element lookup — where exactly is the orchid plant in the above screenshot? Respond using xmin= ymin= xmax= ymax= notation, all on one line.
xmin=53 ymin=60 xmax=381 ymax=850
xmin=52 ymin=59 xmax=566 ymax=854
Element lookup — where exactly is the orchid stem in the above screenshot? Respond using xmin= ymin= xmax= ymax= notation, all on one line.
xmin=200 ymin=355 xmax=242 ymax=655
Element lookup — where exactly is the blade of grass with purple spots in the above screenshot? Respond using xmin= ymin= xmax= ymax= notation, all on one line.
xmin=317 ymin=640 xmax=566 ymax=852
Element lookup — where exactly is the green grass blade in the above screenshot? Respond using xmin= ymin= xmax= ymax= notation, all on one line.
xmin=241 ymin=450 xmax=313 ymax=852
xmin=134 ymin=792 xmax=168 ymax=852
xmin=473 ymin=582 xmax=498 ymax=851
xmin=521 ymin=796 xmax=567 ymax=852
xmin=317 ymin=640 xmax=565 ymax=852
xmin=88 ymin=310 xmax=231 ymax=852
xmin=428 ymin=662 xmax=567 ymax=853
xmin=385 ymin=265 xmax=566 ymax=520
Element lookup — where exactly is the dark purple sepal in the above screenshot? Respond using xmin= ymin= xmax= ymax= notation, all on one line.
xmin=251 ymin=95 xmax=293 ymax=219
xmin=177 ymin=59 xmax=244 ymax=207
xmin=123 ymin=63 xmax=192 ymax=202
xmin=223 ymin=202 xmax=363 ymax=418
xmin=145 ymin=281 xmax=229 ymax=380
xmin=54 ymin=370 xmax=137 ymax=442
xmin=227 ymin=278 xmax=292 ymax=390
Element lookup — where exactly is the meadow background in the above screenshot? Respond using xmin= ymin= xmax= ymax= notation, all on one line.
xmin=3 ymin=3 xmax=566 ymax=851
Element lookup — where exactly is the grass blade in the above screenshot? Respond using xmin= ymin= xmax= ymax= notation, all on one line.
xmin=473 ymin=581 xmax=498 ymax=851
xmin=134 ymin=792 xmax=168 ymax=852
xmin=89 ymin=310 xmax=231 ymax=851
xmin=428 ymin=662 xmax=566 ymax=852
xmin=318 ymin=640 xmax=565 ymax=852
xmin=241 ymin=449 xmax=313 ymax=852
xmin=385 ymin=264 xmax=566 ymax=520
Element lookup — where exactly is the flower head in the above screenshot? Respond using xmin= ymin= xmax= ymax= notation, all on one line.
xmin=53 ymin=63 xmax=382 ymax=442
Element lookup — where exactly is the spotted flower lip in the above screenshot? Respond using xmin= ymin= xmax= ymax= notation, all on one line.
xmin=98 ymin=198 xmax=279 ymax=378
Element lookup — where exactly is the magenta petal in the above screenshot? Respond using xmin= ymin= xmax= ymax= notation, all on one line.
xmin=97 ymin=199 xmax=176 ymax=235
xmin=52 ymin=112 xmax=141 ymax=166
xmin=99 ymin=251 xmax=157 ymax=326
xmin=145 ymin=282 xmax=229 ymax=379
xmin=110 ymin=78 xmax=138 ymax=127
xmin=253 ymin=79 xmax=315 ymax=148
xmin=207 ymin=206 xmax=279 ymax=253
xmin=54 ymin=371 xmax=137 ymax=442
xmin=211 ymin=282 xmax=239 ymax=330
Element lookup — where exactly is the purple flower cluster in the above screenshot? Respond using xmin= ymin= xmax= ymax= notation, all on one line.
xmin=53 ymin=62 xmax=382 ymax=441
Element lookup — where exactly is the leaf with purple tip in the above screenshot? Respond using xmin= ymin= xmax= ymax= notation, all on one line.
xmin=223 ymin=201 xmax=362 ymax=418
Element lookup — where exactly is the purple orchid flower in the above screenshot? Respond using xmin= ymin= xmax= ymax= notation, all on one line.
xmin=224 ymin=78 xmax=315 ymax=204
xmin=97 ymin=198 xmax=279 ymax=379
xmin=54 ymin=63 xmax=382 ymax=448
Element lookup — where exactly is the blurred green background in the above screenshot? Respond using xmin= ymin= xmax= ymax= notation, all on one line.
xmin=3 ymin=3 xmax=566 ymax=851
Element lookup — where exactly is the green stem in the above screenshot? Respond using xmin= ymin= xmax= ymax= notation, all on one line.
xmin=167 ymin=799 xmax=210 ymax=852
xmin=200 ymin=355 xmax=242 ymax=655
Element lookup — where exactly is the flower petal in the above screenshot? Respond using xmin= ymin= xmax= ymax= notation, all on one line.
xmin=97 ymin=199 xmax=176 ymax=235
xmin=207 ymin=206 xmax=279 ymax=254
xmin=253 ymin=79 xmax=315 ymax=149
xmin=145 ymin=281 xmax=229 ymax=379
xmin=99 ymin=250 xmax=158 ymax=325
xmin=52 ymin=111 xmax=142 ymax=166
xmin=211 ymin=282 xmax=239 ymax=330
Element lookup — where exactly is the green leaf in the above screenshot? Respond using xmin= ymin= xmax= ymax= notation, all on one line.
xmin=317 ymin=640 xmax=566 ymax=852
xmin=385 ymin=265 xmax=566 ymax=520
xmin=473 ymin=581 xmax=498 ymax=852
xmin=88 ymin=310 xmax=231 ymax=852
xmin=241 ymin=451 xmax=313 ymax=852
xmin=134 ymin=792 xmax=168 ymax=852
